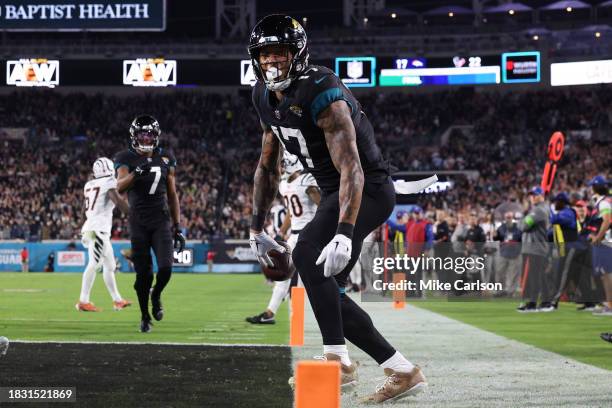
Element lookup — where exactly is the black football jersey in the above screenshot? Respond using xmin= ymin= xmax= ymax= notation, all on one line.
xmin=113 ymin=147 xmax=176 ymax=222
xmin=252 ymin=65 xmax=390 ymax=194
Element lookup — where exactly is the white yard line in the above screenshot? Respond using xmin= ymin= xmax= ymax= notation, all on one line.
xmin=292 ymin=297 xmax=612 ymax=407
xmin=10 ymin=339 xmax=287 ymax=348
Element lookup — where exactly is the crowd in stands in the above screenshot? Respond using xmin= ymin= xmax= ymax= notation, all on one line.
xmin=0 ymin=86 xmax=609 ymax=241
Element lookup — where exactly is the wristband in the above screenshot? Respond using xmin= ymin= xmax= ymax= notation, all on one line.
xmin=174 ymin=223 xmax=180 ymax=231
xmin=336 ymin=222 xmax=354 ymax=239
xmin=251 ymin=213 xmax=267 ymax=232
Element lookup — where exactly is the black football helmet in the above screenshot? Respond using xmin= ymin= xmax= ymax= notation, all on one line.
xmin=129 ymin=115 xmax=160 ymax=153
xmin=247 ymin=14 xmax=309 ymax=91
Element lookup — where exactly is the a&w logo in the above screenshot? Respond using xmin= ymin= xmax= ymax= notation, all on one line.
xmin=123 ymin=58 xmax=177 ymax=87
xmin=7 ymin=59 xmax=59 ymax=88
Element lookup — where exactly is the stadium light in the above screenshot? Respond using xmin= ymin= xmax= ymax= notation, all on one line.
xmin=533 ymin=35 xmax=539 ymax=41
xmin=566 ymin=7 xmax=572 ymax=12
xmin=302 ymin=17 xmax=308 ymax=23
xmin=391 ymin=13 xmax=397 ymax=19
xmin=363 ymin=17 xmax=368 ymax=24
xmin=595 ymin=31 xmax=601 ymax=38
xmin=448 ymin=12 xmax=454 ymax=17
xmin=509 ymin=9 xmax=515 ymax=15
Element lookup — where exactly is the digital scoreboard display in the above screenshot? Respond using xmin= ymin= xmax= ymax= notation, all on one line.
xmin=379 ymin=55 xmax=501 ymax=86
xmin=551 ymin=59 xmax=612 ymax=86
xmin=335 ymin=57 xmax=376 ymax=87
xmin=502 ymin=52 xmax=540 ymax=83
xmin=173 ymin=248 xmax=193 ymax=267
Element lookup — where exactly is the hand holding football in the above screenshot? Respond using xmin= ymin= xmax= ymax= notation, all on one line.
xmin=262 ymin=241 xmax=295 ymax=281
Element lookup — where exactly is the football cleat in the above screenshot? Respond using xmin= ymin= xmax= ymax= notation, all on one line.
xmin=592 ymin=306 xmax=612 ymax=316
xmin=576 ymin=303 xmax=597 ymax=312
xmin=601 ymin=333 xmax=612 ymax=343
xmin=75 ymin=302 xmax=101 ymax=312
xmin=140 ymin=319 xmax=153 ymax=333
xmin=246 ymin=312 xmax=276 ymax=325
xmin=151 ymin=294 xmax=164 ymax=321
xmin=359 ymin=366 xmax=427 ymax=404
xmin=537 ymin=303 xmax=555 ymax=313
xmin=113 ymin=299 xmax=132 ymax=311
xmin=516 ymin=303 xmax=537 ymax=313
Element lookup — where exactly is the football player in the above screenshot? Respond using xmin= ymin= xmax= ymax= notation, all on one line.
xmin=115 ymin=115 xmax=185 ymax=333
xmin=247 ymin=15 xmax=427 ymax=403
xmin=77 ymin=157 xmax=131 ymax=312
xmin=247 ymin=151 xmax=320 ymax=324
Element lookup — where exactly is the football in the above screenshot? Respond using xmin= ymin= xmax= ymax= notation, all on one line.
xmin=262 ymin=241 xmax=295 ymax=281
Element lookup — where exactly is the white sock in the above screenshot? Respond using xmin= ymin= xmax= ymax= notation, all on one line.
xmin=102 ymin=266 xmax=122 ymax=302
xmin=79 ymin=262 xmax=97 ymax=303
xmin=380 ymin=351 xmax=415 ymax=373
xmin=267 ymin=279 xmax=291 ymax=314
xmin=323 ymin=344 xmax=351 ymax=366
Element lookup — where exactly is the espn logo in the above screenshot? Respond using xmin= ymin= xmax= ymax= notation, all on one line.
xmin=123 ymin=58 xmax=176 ymax=87
xmin=57 ymin=251 xmax=86 ymax=267
xmin=6 ymin=59 xmax=59 ymax=88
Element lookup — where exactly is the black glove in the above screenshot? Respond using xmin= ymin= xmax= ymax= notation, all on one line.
xmin=134 ymin=160 xmax=151 ymax=176
xmin=173 ymin=224 xmax=186 ymax=253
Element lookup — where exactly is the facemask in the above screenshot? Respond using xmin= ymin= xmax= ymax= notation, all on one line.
xmin=264 ymin=65 xmax=292 ymax=91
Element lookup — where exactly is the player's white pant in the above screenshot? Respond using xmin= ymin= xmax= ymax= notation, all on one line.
xmin=80 ymin=231 xmax=122 ymax=303
xmin=350 ymin=259 xmax=362 ymax=287
xmin=267 ymin=233 xmax=302 ymax=314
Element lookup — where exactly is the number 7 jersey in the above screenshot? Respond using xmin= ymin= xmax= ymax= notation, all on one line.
xmin=113 ymin=147 xmax=177 ymax=224
xmin=81 ymin=176 xmax=118 ymax=234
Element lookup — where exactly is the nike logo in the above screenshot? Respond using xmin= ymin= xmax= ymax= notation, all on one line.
xmin=315 ymin=76 xmax=327 ymax=84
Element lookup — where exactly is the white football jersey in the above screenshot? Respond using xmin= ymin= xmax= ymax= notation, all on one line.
xmin=269 ymin=204 xmax=287 ymax=236
xmin=279 ymin=173 xmax=318 ymax=230
xmin=81 ymin=176 xmax=118 ymax=234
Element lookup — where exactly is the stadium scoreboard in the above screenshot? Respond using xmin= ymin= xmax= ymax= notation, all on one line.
xmin=376 ymin=53 xmax=540 ymax=87
xmin=502 ymin=52 xmax=540 ymax=83
xmin=335 ymin=57 xmax=376 ymax=87
xmin=13 ymin=52 xmax=612 ymax=88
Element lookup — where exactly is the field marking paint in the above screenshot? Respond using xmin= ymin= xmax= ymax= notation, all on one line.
xmin=10 ymin=339 xmax=288 ymax=348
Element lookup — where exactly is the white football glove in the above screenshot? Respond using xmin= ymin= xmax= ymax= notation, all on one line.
xmin=249 ymin=231 xmax=285 ymax=268
xmin=316 ymin=234 xmax=353 ymax=278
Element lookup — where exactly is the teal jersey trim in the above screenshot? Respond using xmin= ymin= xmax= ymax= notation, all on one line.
xmin=310 ymin=87 xmax=352 ymax=124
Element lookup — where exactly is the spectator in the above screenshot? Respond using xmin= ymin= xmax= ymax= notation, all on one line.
xmin=20 ymin=247 xmax=29 ymax=273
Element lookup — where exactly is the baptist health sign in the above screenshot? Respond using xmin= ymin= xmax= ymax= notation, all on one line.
xmin=0 ymin=1 xmax=166 ymax=31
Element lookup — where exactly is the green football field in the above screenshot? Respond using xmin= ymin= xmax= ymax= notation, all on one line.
xmin=416 ymin=298 xmax=612 ymax=371
xmin=0 ymin=272 xmax=289 ymax=344
xmin=1 ymin=273 xmax=611 ymax=372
